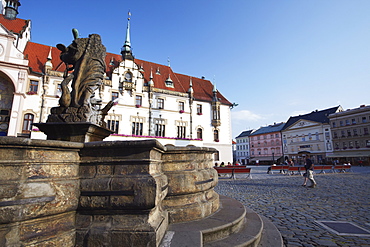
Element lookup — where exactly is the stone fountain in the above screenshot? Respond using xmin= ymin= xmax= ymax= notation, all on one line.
xmin=0 ymin=30 xmax=283 ymax=246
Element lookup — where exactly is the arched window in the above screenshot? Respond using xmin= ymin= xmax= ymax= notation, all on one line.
xmin=22 ymin=113 xmax=34 ymax=133
xmin=214 ymin=129 xmax=219 ymax=142
xmin=197 ymin=128 xmax=203 ymax=140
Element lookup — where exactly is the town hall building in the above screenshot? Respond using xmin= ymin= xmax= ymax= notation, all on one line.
xmin=0 ymin=0 xmax=233 ymax=162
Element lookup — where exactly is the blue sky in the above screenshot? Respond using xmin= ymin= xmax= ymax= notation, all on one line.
xmin=19 ymin=0 xmax=370 ymax=138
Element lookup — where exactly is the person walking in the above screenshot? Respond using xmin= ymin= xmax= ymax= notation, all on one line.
xmin=302 ymin=155 xmax=317 ymax=188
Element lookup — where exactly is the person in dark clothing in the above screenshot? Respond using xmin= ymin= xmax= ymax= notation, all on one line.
xmin=302 ymin=155 xmax=317 ymax=188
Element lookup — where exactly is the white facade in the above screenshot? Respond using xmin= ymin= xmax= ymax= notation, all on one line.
xmin=0 ymin=5 xmax=233 ymax=163
xmin=0 ymin=9 xmax=30 ymax=137
xmin=235 ymin=131 xmax=252 ymax=165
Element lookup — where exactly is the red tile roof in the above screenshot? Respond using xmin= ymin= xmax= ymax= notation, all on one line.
xmin=24 ymin=42 xmax=66 ymax=73
xmin=24 ymin=42 xmax=231 ymax=105
xmin=0 ymin=15 xmax=29 ymax=34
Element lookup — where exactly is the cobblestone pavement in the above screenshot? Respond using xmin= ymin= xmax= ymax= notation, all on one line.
xmin=215 ymin=166 xmax=370 ymax=247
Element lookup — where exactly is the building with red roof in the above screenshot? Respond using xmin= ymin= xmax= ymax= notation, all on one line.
xmin=0 ymin=1 xmax=233 ymax=162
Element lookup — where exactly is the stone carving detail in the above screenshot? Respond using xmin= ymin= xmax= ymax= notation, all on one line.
xmin=47 ymin=29 xmax=113 ymax=127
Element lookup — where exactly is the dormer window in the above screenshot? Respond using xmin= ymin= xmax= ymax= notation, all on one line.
xmin=156 ymin=67 xmax=161 ymax=75
xmin=165 ymin=74 xmax=174 ymax=88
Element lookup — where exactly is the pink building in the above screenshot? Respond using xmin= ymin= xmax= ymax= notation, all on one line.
xmin=249 ymin=122 xmax=285 ymax=165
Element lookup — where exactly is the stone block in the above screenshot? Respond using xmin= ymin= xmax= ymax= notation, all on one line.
xmin=79 ymin=196 xmax=109 ymax=209
xmin=0 ymin=211 xmax=76 ymax=246
xmin=0 ymin=183 xmax=19 ymax=198
xmin=80 ymin=177 xmax=111 ymax=191
xmin=0 ymin=165 xmax=23 ymax=181
xmin=79 ymin=165 xmax=96 ymax=178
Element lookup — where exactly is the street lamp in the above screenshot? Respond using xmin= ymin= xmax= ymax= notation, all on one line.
xmin=272 ymin=152 xmax=275 ymax=164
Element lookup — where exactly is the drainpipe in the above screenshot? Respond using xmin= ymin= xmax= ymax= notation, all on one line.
xmin=39 ymin=72 xmax=47 ymax=122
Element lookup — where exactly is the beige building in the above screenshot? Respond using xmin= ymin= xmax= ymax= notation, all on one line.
xmin=281 ymin=106 xmax=342 ymax=165
xmin=328 ymin=105 xmax=370 ymax=166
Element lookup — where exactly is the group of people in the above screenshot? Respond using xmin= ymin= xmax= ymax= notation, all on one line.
xmin=266 ymin=156 xmax=317 ymax=188
xmin=214 ymin=161 xmax=242 ymax=167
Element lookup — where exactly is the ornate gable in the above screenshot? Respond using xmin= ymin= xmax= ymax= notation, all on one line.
xmin=288 ymin=119 xmax=319 ymax=130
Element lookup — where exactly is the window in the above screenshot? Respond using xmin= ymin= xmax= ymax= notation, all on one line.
xmin=57 ymin=83 xmax=62 ymax=94
xmin=333 ymin=132 xmax=338 ymax=138
xmin=352 ymin=119 xmax=356 ymax=124
xmin=347 ymin=130 xmax=351 ymax=137
xmin=345 ymin=120 xmax=350 ymax=125
xmin=275 ymin=134 xmax=279 ymax=138
xmin=132 ymin=122 xmax=143 ymax=136
xmin=176 ymin=121 xmax=187 ymax=139
xmin=107 ymin=120 xmax=119 ymax=133
xmin=364 ymin=127 xmax=369 ymax=135
xmin=316 ymin=132 xmax=319 ymax=140
xmin=214 ymin=129 xmax=219 ymax=142
xmin=214 ymin=151 xmax=219 ymax=161
xmin=157 ymin=98 xmax=164 ymax=109
xmin=340 ymin=121 xmax=344 ymax=127
xmin=135 ymin=95 xmax=142 ymax=107
xmin=324 ymin=132 xmax=329 ymax=140
xmin=355 ymin=141 xmax=359 ymax=148
xmin=154 ymin=119 xmax=166 ymax=137
xmin=177 ymin=126 xmax=186 ymax=138
xmin=212 ymin=104 xmax=220 ymax=120
xmin=179 ymin=102 xmax=185 ymax=112
xmin=29 ymin=80 xmax=38 ymax=93
xmin=197 ymin=104 xmax=202 ymax=115
xmin=112 ymin=92 xmax=119 ymax=101
xmin=353 ymin=129 xmax=358 ymax=136
xmin=362 ymin=117 xmax=367 ymax=123
xmin=341 ymin=130 xmax=345 ymax=137
xmin=332 ymin=122 xmax=336 ymax=128
xmin=197 ymin=128 xmax=203 ymax=139
xmin=22 ymin=113 xmax=34 ymax=133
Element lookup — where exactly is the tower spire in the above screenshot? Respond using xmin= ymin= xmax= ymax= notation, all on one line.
xmin=121 ymin=11 xmax=134 ymax=60
xmin=212 ymin=82 xmax=219 ymax=102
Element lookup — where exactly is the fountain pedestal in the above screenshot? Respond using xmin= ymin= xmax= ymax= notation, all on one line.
xmin=34 ymin=122 xmax=113 ymax=143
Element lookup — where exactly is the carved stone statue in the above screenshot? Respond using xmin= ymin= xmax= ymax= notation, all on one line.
xmin=47 ymin=29 xmax=113 ymax=127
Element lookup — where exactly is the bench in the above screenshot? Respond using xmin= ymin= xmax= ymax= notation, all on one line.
xmin=314 ymin=165 xmax=334 ymax=174
xmin=268 ymin=165 xmax=289 ymax=174
xmin=333 ymin=165 xmax=352 ymax=173
xmin=287 ymin=166 xmax=303 ymax=175
xmin=215 ymin=167 xmax=252 ymax=179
